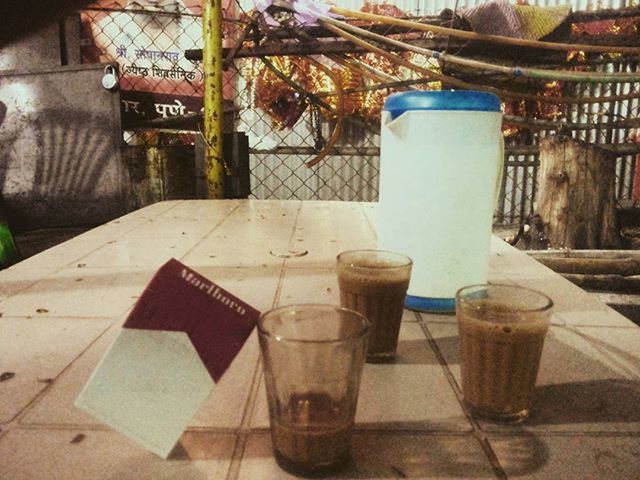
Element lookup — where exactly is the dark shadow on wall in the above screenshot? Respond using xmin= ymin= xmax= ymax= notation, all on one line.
xmin=0 ymin=0 xmax=92 ymax=47
xmin=0 ymin=106 xmax=128 ymax=231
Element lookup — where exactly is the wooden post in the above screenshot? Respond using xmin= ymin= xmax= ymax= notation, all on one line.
xmin=203 ymin=0 xmax=225 ymax=199
xmin=535 ymin=135 xmax=621 ymax=249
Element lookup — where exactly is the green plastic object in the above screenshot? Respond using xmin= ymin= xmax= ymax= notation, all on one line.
xmin=0 ymin=222 xmax=19 ymax=269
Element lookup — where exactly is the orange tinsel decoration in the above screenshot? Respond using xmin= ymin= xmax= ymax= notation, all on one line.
xmin=254 ymin=56 xmax=318 ymax=129
xmin=252 ymin=3 xmax=445 ymax=127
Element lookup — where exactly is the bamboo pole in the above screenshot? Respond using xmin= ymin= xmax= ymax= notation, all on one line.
xmin=203 ymin=0 xmax=225 ymax=199
xmin=321 ymin=21 xmax=516 ymax=98
xmin=320 ymin=20 xmax=640 ymax=105
xmin=321 ymin=15 xmax=640 ymax=83
xmin=330 ymin=6 xmax=640 ymax=55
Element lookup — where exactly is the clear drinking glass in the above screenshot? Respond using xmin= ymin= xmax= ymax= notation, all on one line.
xmin=337 ymin=249 xmax=412 ymax=363
xmin=456 ymin=284 xmax=554 ymax=423
xmin=258 ymin=304 xmax=369 ymax=476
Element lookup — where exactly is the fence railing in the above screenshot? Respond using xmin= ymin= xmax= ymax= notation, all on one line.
xmin=81 ymin=0 xmax=639 ymax=225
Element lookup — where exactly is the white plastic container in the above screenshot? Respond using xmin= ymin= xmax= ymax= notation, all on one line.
xmin=378 ymin=91 xmax=503 ymax=312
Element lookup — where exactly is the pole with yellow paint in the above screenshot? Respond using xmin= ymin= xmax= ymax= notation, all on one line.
xmin=202 ymin=0 xmax=225 ymax=198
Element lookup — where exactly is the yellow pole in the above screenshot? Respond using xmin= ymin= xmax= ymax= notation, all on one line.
xmin=202 ymin=0 xmax=225 ymax=198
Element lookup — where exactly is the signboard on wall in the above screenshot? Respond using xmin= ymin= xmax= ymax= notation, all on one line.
xmin=80 ymin=0 xmax=235 ymax=128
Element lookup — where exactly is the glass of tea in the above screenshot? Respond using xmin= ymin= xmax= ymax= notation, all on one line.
xmin=337 ymin=249 xmax=412 ymax=363
xmin=257 ymin=304 xmax=369 ymax=475
xmin=456 ymin=283 xmax=553 ymax=423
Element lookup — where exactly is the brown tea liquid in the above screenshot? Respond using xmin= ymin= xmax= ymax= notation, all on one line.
xmin=271 ymin=392 xmax=352 ymax=475
xmin=338 ymin=262 xmax=410 ymax=362
xmin=458 ymin=300 xmax=548 ymax=421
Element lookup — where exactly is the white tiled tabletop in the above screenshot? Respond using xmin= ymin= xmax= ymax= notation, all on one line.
xmin=1 ymin=199 xmax=640 ymax=479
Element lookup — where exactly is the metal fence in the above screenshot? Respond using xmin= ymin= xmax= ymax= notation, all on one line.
xmin=81 ymin=0 xmax=639 ymax=225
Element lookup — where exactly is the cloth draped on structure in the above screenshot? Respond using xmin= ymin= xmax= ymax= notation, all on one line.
xmin=461 ymin=0 xmax=571 ymax=40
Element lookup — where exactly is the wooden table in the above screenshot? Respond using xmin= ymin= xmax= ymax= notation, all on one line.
xmin=1 ymin=200 xmax=640 ymax=479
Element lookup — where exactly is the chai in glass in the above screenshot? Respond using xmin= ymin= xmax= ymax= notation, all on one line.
xmin=258 ymin=304 xmax=369 ymax=475
xmin=456 ymin=284 xmax=553 ymax=423
xmin=337 ymin=250 xmax=412 ymax=363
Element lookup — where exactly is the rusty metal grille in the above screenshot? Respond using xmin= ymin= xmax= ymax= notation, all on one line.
xmin=80 ymin=0 xmax=639 ymax=225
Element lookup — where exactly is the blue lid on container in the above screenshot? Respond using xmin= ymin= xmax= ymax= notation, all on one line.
xmin=384 ymin=91 xmax=501 ymax=119
xmin=405 ymin=294 xmax=456 ymax=313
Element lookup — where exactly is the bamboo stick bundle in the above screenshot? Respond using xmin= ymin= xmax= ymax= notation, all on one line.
xmin=320 ymin=18 xmax=640 ymax=105
xmin=330 ymin=6 xmax=640 ymax=55
xmin=319 ymin=14 xmax=640 ymax=84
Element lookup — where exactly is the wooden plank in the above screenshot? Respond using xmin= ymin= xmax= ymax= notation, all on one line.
xmin=563 ymin=273 xmax=640 ymax=293
xmin=535 ymin=256 xmax=640 ymax=276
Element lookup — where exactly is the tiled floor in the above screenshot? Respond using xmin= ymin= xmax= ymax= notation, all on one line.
xmin=2 ymin=200 xmax=640 ymax=479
